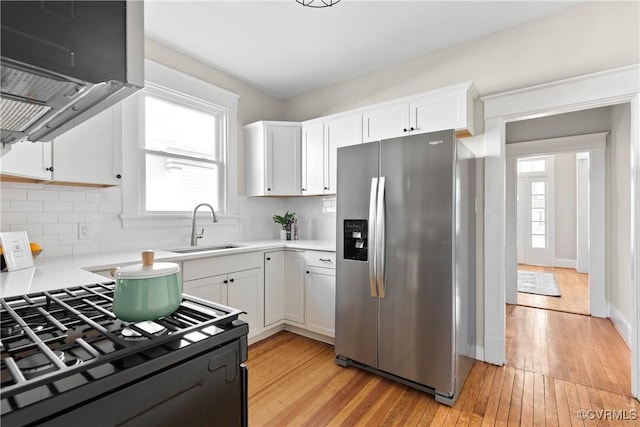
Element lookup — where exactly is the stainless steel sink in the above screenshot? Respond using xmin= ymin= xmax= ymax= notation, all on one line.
xmin=169 ymin=244 xmax=246 ymax=254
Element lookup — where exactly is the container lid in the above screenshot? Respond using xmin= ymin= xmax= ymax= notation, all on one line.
xmin=114 ymin=250 xmax=180 ymax=279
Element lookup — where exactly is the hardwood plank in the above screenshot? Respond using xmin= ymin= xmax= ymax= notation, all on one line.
xmin=495 ymin=366 xmax=516 ymax=427
xmin=480 ymin=365 xmax=506 ymax=427
xmin=520 ymin=370 xmax=535 ymax=426
xmin=507 ymin=367 xmax=525 ymax=426
xmin=544 ymin=375 xmax=559 ymax=427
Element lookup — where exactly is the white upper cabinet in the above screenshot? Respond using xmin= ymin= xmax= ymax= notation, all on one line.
xmin=0 ymin=104 xmax=122 ymax=185
xmin=52 ymin=104 xmax=123 ymax=186
xmin=362 ymin=82 xmax=478 ymax=142
xmin=0 ymin=140 xmax=52 ymax=181
xmin=245 ymin=121 xmax=301 ymax=196
xmin=301 ymin=113 xmax=362 ymax=196
xmin=301 ymin=122 xmax=325 ymax=196
xmin=324 ymin=114 xmax=362 ymax=194
xmin=362 ymin=102 xmax=409 ymax=143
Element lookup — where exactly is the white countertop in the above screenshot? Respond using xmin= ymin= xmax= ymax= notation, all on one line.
xmin=0 ymin=239 xmax=335 ymax=298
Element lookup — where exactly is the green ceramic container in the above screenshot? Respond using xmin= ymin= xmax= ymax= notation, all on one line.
xmin=113 ymin=251 xmax=182 ymax=322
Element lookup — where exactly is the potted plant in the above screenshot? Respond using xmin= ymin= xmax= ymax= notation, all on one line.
xmin=273 ymin=211 xmax=296 ymax=240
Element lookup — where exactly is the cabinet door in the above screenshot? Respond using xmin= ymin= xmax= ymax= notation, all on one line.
xmin=284 ymin=251 xmax=306 ymax=324
xmin=183 ymin=274 xmax=227 ymax=305
xmin=305 ymin=266 xmax=336 ymax=337
xmin=0 ymin=141 xmax=52 ymax=180
xmin=409 ymin=91 xmax=466 ymax=136
xmin=52 ymin=105 xmax=122 ymax=186
xmin=264 ymin=251 xmax=284 ymax=327
xmin=227 ymin=268 xmax=263 ymax=337
xmin=324 ymin=114 xmax=362 ymax=194
xmin=301 ymin=122 xmax=325 ymax=195
xmin=362 ymin=103 xmax=409 ymax=143
xmin=266 ymin=125 xmax=301 ymax=195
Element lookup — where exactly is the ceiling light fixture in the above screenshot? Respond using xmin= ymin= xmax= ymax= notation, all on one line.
xmin=295 ymin=0 xmax=341 ymax=8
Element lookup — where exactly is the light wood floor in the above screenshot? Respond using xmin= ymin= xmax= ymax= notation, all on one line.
xmin=247 ymin=307 xmax=638 ymax=426
xmin=517 ymin=265 xmax=590 ymax=315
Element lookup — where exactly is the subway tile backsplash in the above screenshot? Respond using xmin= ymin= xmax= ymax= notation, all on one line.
xmin=1 ymin=182 xmax=119 ymax=258
xmin=1 ymin=182 xmax=337 ymax=259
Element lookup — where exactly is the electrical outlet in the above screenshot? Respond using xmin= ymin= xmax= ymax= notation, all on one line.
xmin=78 ymin=222 xmax=91 ymax=240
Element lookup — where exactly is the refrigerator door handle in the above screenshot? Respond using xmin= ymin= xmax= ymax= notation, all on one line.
xmin=376 ymin=176 xmax=386 ymax=299
xmin=368 ymin=177 xmax=378 ymax=298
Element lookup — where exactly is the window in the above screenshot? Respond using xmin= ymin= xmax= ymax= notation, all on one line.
xmin=530 ymin=180 xmax=546 ymax=249
xmin=121 ymin=60 xmax=238 ymax=228
xmin=142 ymin=85 xmax=226 ymax=213
xmin=517 ymin=158 xmax=546 ymax=173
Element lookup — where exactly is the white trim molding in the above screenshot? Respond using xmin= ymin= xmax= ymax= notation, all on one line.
xmin=505 ymin=132 xmax=609 ymax=157
xmin=610 ymin=302 xmax=632 ymax=347
xmin=481 ymin=64 xmax=640 ymax=401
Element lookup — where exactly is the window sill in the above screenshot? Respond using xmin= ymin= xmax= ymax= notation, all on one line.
xmin=120 ymin=213 xmax=241 ymax=229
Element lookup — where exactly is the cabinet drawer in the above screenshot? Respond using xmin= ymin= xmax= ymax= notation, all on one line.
xmin=183 ymin=252 xmax=262 ymax=281
xmin=303 ymin=251 xmax=336 ymax=269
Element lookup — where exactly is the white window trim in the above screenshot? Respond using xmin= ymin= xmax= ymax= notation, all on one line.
xmin=121 ymin=60 xmax=239 ymax=229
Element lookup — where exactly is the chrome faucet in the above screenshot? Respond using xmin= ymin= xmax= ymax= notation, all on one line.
xmin=191 ymin=203 xmax=218 ymax=246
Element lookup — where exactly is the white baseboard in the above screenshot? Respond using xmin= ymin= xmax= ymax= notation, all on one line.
xmin=248 ymin=321 xmax=335 ymax=347
xmin=609 ymin=303 xmax=631 ymax=347
xmin=555 ymin=258 xmax=577 ymax=269
xmin=475 ymin=345 xmax=485 ymax=361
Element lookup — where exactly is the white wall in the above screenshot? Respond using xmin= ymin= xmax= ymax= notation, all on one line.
xmin=555 ymin=153 xmax=577 ymax=264
xmin=283 ymin=1 xmax=639 ymax=121
xmin=506 ymin=107 xmax=611 ymax=143
xmin=609 ymin=103 xmax=632 ymax=342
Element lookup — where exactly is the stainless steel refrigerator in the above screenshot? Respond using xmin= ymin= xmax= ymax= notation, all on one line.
xmin=335 ymin=129 xmax=476 ymax=406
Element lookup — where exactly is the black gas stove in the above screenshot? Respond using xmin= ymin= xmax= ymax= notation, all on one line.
xmin=0 ymin=282 xmax=249 ymax=427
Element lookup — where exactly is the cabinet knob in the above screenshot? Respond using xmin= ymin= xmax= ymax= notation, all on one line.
xmin=267 ymin=188 xmax=271 ymax=191
xmin=302 ymin=188 xmax=306 ymax=192
xmin=223 ymin=279 xmax=228 ymax=284
xmin=323 ymin=187 xmax=329 ymax=190
xmin=403 ymin=128 xmax=408 ymax=132
xmin=266 ymin=257 xmax=271 ymax=261
xmin=306 ymin=271 xmax=310 ymax=274
xmin=46 ymin=167 xmax=54 ymax=172
xmin=116 ymin=174 xmax=122 ymax=179
xmin=230 ymin=278 xmax=235 ymax=283
xmin=410 ymin=127 xmax=415 ymax=131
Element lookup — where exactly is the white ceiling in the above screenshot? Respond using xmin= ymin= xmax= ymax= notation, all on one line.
xmin=144 ymin=0 xmax=579 ymax=99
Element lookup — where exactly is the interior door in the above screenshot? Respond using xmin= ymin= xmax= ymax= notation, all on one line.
xmin=378 ymin=130 xmax=455 ymax=395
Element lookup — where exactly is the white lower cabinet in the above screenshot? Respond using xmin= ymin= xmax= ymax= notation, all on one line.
xmin=284 ymin=251 xmax=305 ymax=324
xmin=263 ymin=250 xmax=305 ymax=327
xmin=226 ymin=268 xmax=262 ymax=334
xmin=305 ymin=266 xmax=336 ymax=338
xmin=182 ymin=252 xmax=263 ymax=339
xmin=264 ymin=251 xmax=285 ymax=326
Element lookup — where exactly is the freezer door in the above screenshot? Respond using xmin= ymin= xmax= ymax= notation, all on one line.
xmin=335 ymin=141 xmax=380 ymax=368
xmin=378 ymin=130 xmax=456 ymax=395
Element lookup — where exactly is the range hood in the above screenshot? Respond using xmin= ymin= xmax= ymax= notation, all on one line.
xmin=0 ymin=1 xmax=144 ymax=145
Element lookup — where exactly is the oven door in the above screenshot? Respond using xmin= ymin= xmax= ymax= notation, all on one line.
xmin=38 ymin=338 xmax=248 ymax=427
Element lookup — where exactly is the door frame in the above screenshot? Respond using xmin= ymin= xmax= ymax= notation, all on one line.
xmin=481 ymin=64 xmax=639 ymax=398
xmin=505 ymin=134 xmax=607 ymax=315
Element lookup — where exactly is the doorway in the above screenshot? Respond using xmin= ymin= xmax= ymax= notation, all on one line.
xmin=481 ymin=65 xmax=639 ymax=398
xmin=515 ymin=153 xmax=590 ymax=315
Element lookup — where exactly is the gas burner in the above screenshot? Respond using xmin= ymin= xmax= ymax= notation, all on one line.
xmin=1 ymin=323 xmax=45 ymax=339
xmin=120 ymin=321 xmax=167 ymax=341
xmin=15 ymin=351 xmax=82 ymax=379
